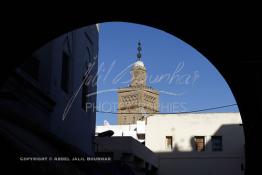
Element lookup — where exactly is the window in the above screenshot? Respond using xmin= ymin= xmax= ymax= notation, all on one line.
xmin=195 ymin=136 xmax=205 ymax=152
xmin=133 ymin=116 xmax=136 ymax=123
xmin=212 ymin=136 xmax=223 ymax=151
xmin=61 ymin=51 xmax=70 ymax=93
xmin=166 ymin=136 xmax=173 ymax=149
xmin=137 ymin=134 xmax=145 ymax=140
xmin=21 ymin=55 xmax=39 ymax=80
xmin=82 ymin=75 xmax=88 ymax=111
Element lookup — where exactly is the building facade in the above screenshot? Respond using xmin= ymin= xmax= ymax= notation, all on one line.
xmin=96 ymin=120 xmax=146 ymax=143
xmin=0 ymin=25 xmax=99 ymax=155
xmin=117 ymin=42 xmax=159 ymax=125
xmin=95 ymin=136 xmax=158 ymax=175
xmin=145 ymin=113 xmax=245 ymax=175
xmin=96 ymin=112 xmax=245 ymax=175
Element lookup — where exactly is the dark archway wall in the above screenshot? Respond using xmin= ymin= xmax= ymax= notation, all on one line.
xmin=2 ymin=9 xmax=261 ymax=175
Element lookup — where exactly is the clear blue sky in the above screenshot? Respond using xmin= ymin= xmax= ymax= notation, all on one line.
xmin=95 ymin=22 xmax=238 ymax=126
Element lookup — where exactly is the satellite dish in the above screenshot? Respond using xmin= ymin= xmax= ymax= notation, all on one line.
xmin=104 ymin=120 xmax=110 ymax=126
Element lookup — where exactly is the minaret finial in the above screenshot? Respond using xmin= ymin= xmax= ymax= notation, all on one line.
xmin=137 ymin=41 xmax=142 ymax=61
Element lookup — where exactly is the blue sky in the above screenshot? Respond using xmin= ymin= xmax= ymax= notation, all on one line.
xmin=95 ymin=22 xmax=238 ymax=126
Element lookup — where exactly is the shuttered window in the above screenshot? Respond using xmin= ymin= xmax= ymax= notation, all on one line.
xmin=137 ymin=134 xmax=145 ymax=140
xmin=166 ymin=136 xmax=173 ymax=149
xmin=195 ymin=136 xmax=205 ymax=152
xmin=212 ymin=136 xmax=222 ymax=151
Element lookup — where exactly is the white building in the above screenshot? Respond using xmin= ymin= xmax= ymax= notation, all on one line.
xmin=145 ymin=113 xmax=245 ymax=175
xmin=96 ymin=120 xmax=146 ymax=143
xmin=96 ymin=112 xmax=245 ymax=175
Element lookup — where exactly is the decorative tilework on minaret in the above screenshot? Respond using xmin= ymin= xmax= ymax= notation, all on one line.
xmin=117 ymin=42 xmax=159 ymax=125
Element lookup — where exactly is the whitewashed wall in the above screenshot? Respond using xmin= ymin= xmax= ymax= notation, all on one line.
xmin=145 ymin=113 xmax=245 ymax=175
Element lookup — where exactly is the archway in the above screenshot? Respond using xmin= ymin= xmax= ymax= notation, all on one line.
xmin=1 ymin=14 xmax=261 ymax=175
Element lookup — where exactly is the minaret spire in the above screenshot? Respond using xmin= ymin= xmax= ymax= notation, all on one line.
xmin=137 ymin=41 xmax=142 ymax=61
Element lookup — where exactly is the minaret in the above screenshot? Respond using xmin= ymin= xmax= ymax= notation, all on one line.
xmin=117 ymin=41 xmax=159 ymax=125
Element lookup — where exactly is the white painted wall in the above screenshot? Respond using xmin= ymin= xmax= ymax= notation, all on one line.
xmin=137 ymin=120 xmax=146 ymax=134
xmin=145 ymin=113 xmax=245 ymax=175
xmin=96 ymin=124 xmax=137 ymax=137
xmin=96 ymin=121 xmax=146 ymax=142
